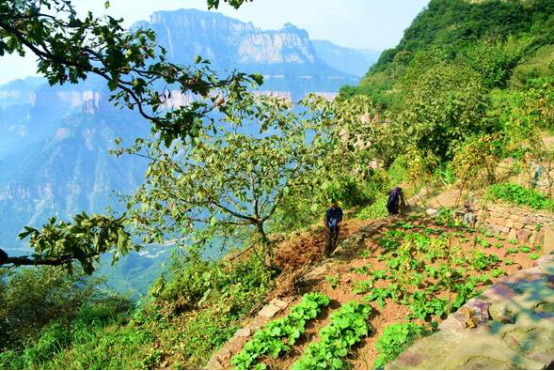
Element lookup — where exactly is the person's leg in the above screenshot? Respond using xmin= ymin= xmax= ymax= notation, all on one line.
xmin=325 ymin=229 xmax=332 ymax=258
xmin=331 ymin=226 xmax=339 ymax=254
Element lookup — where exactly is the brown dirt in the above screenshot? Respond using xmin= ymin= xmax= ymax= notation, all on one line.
xmin=221 ymin=213 xmax=540 ymax=370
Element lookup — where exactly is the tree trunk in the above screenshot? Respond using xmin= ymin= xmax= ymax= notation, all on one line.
xmin=256 ymin=222 xmax=274 ymax=267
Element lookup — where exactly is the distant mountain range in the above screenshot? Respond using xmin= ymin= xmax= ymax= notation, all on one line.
xmin=134 ymin=9 xmax=379 ymax=98
xmin=0 ymin=8 xmax=379 ymax=295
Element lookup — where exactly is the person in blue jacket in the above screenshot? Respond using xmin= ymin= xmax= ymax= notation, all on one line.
xmin=325 ymin=200 xmax=343 ymax=257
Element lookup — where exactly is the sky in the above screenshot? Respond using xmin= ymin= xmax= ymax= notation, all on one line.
xmin=0 ymin=0 xmax=429 ymax=84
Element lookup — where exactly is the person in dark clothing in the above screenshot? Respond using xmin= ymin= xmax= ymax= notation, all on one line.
xmin=387 ymin=187 xmax=406 ymax=215
xmin=0 ymin=248 xmax=8 ymax=265
xmin=325 ymin=200 xmax=343 ymax=257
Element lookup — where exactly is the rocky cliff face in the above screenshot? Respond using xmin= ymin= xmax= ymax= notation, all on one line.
xmin=135 ymin=9 xmax=361 ymax=99
xmin=312 ymin=40 xmax=381 ymax=77
xmin=0 ymin=108 xmax=149 ymax=251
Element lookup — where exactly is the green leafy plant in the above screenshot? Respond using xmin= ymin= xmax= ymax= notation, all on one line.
xmin=292 ymin=302 xmax=372 ymax=370
xmin=325 ymin=276 xmax=340 ymax=289
xmin=373 ymin=323 xmax=433 ymax=370
xmin=407 ymin=292 xmax=450 ymax=320
xmin=363 ymin=285 xmax=400 ymax=309
xmin=231 ymin=293 xmax=330 ymax=370
xmin=486 ymin=183 xmax=554 ymax=211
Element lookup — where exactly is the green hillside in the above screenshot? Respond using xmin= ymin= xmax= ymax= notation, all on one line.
xmin=342 ymin=0 xmax=554 ymax=108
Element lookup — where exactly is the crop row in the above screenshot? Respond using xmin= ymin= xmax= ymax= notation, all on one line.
xmin=231 ymin=292 xmax=330 ymax=370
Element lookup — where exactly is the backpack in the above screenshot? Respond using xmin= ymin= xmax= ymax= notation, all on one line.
xmin=328 ymin=217 xmax=339 ymax=229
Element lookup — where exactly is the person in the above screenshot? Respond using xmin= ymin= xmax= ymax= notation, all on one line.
xmin=0 ymin=248 xmax=7 ymax=265
xmin=325 ymin=200 xmax=343 ymax=257
xmin=387 ymin=186 xmax=406 ymax=215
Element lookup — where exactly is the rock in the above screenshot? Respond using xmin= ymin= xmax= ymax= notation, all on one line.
xmin=205 ymin=357 xmax=224 ymax=370
xmin=426 ymin=208 xmax=440 ymax=217
xmin=517 ymin=229 xmax=531 ymax=244
xmin=234 ymin=327 xmax=251 ymax=338
xmin=301 ymin=264 xmax=330 ymax=281
xmin=270 ymin=298 xmax=288 ymax=309
xmin=536 ymin=230 xmax=546 ymax=246
xmin=508 ymin=229 xmax=518 ymax=242
xmin=259 ymin=303 xmax=283 ymax=319
xmin=530 ymin=230 xmax=538 ymax=245
xmin=463 ymin=212 xmax=477 ymax=227
xmin=506 ymin=219 xmax=515 ymax=228
xmin=489 ymin=302 xmax=517 ymax=324
xmin=514 ymin=221 xmax=525 ymax=230
xmin=489 ymin=217 xmax=505 ymax=227
xmin=525 ymin=215 xmax=537 ymax=224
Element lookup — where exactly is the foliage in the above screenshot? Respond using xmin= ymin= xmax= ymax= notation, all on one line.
xmin=452 ymin=135 xmax=500 ymax=188
xmin=399 ymin=63 xmax=491 ymax=162
xmin=1 ymin=248 xmax=274 ymax=370
xmin=0 ymin=0 xmax=258 ymax=142
xmin=461 ymin=37 xmax=530 ymax=89
xmin=356 ymin=194 xmax=388 ymax=221
xmin=151 ymin=252 xmax=272 ymax=316
xmin=0 ymin=0 xmax=261 ymax=269
xmin=0 ymin=266 xmax=133 ymax=367
xmin=9 ymin=213 xmax=134 ymax=274
xmin=486 ymin=183 xmax=554 ymax=211
xmin=291 ymin=302 xmax=372 ymax=370
xmin=231 ymin=293 xmax=330 ymax=370
xmin=373 ymin=323 xmax=433 ymax=370
xmin=119 ymin=94 xmax=343 ymax=264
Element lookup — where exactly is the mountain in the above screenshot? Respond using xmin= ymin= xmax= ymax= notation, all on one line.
xmin=134 ymin=9 xmax=361 ymax=99
xmin=347 ymin=0 xmax=554 ymax=107
xmin=0 ymin=107 xmax=150 ymax=250
xmin=312 ymin=40 xmax=380 ymax=77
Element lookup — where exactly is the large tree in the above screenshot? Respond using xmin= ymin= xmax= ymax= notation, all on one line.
xmin=119 ymin=94 xmax=339 ymax=265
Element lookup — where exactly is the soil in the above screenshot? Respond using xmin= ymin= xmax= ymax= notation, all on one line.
xmin=221 ymin=213 xmax=539 ymax=370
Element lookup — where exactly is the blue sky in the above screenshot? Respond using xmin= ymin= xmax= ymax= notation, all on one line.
xmin=0 ymin=0 xmax=429 ymax=84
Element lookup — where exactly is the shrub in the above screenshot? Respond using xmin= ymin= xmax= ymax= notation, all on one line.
xmin=486 ymin=183 xmax=554 ymax=211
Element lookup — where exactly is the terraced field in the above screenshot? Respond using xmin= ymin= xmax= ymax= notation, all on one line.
xmin=221 ymin=211 xmax=542 ymax=369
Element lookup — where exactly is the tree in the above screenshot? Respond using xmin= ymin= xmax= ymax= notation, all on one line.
xmin=398 ymin=62 xmax=492 ymax=162
xmin=14 ymin=213 xmax=133 ymax=274
xmin=502 ymin=76 xmax=554 ymax=194
xmin=0 ymin=0 xmax=259 ymax=143
xmin=0 ymin=0 xmax=257 ymax=270
xmin=452 ymin=135 xmax=500 ymax=204
xmin=118 ymin=94 xmax=338 ymax=265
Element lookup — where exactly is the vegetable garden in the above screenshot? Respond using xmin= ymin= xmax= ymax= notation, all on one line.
xmin=228 ymin=211 xmax=541 ymax=370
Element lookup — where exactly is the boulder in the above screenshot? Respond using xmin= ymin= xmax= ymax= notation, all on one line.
xmin=517 ymin=229 xmax=531 ymax=244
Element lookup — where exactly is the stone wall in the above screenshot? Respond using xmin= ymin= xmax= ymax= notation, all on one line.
xmin=475 ymin=203 xmax=554 ymax=248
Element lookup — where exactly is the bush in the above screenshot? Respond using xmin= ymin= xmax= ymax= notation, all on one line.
xmin=486 ymin=183 xmax=554 ymax=211
xmin=357 ymin=195 xmax=388 ymax=221
xmin=0 ymin=266 xmax=130 ymax=352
